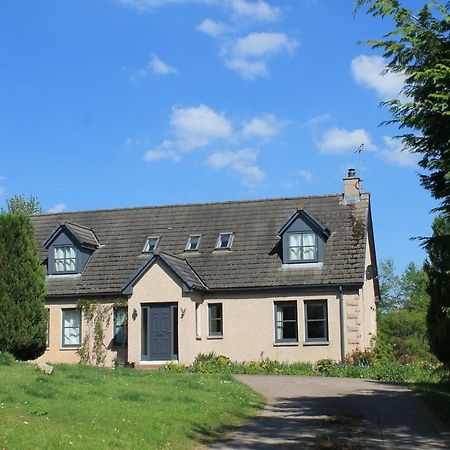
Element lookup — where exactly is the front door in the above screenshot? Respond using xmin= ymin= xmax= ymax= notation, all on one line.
xmin=141 ymin=304 xmax=178 ymax=361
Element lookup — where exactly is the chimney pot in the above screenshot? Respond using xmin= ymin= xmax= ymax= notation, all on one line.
xmin=348 ymin=168 xmax=356 ymax=178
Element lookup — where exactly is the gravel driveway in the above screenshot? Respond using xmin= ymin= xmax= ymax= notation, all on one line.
xmin=211 ymin=375 xmax=450 ymax=449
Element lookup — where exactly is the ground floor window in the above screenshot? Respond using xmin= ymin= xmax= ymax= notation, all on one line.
xmin=275 ymin=301 xmax=298 ymax=342
xmin=62 ymin=308 xmax=81 ymax=347
xmin=113 ymin=307 xmax=127 ymax=347
xmin=208 ymin=303 xmax=223 ymax=337
xmin=304 ymin=300 xmax=328 ymax=342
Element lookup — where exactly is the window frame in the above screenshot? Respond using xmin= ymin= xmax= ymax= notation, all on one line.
xmin=304 ymin=300 xmax=329 ymax=343
xmin=274 ymin=301 xmax=298 ymax=343
xmin=142 ymin=236 xmax=160 ymax=253
xmin=61 ymin=308 xmax=82 ymax=348
xmin=113 ymin=307 xmax=128 ymax=347
xmin=215 ymin=232 xmax=234 ymax=250
xmin=53 ymin=245 xmax=78 ymax=273
xmin=208 ymin=303 xmax=223 ymax=337
xmin=185 ymin=234 xmax=202 ymax=252
xmin=287 ymin=232 xmax=319 ymax=263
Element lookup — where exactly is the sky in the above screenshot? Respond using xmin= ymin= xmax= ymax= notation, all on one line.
xmin=0 ymin=0 xmax=437 ymax=272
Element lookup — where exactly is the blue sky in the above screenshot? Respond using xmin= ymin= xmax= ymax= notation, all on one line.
xmin=0 ymin=0 xmax=436 ymax=271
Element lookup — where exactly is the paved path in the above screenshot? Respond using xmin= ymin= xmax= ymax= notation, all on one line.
xmin=211 ymin=375 xmax=450 ymax=450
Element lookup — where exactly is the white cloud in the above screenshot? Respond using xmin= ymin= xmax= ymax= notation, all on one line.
xmin=170 ymin=104 xmax=233 ymax=150
xmin=302 ymin=114 xmax=331 ymax=129
xmin=116 ymin=0 xmax=213 ymax=12
xmin=196 ymin=19 xmax=228 ymax=38
xmin=233 ymin=32 xmax=297 ymax=58
xmin=224 ymin=32 xmax=298 ymax=79
xmin=242 ymin=113 xmax=285 ymax=139
xmin=228 ymin=0 xmax=281 ymax=22
xmin=316 ymin=127 xmax=373 ymax=154
xmin=47 ymin=203 xmax=67 ymax=214
xmin=295 ymin=170 xmax=313 ymax=183
xmin=351 ymin=55 xmax=405 ymax=100
xmin=224 ymin=58 xmax=268 ymax=80
xmin=144 ymin=140 xmax=181 ymax=162
xmin=379 ymin=136 xmax=419 ymax=168
xmin=205 ymin=149 xmax=264 ymax=185
xmin=130 ymin=54 xmax=177 ymax=81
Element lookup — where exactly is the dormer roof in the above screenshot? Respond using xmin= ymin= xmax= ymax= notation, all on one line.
xmin=43 ymin=221 xmax=101 ymax=250
xmin=277 ymin=207 xmax=331 ymax=238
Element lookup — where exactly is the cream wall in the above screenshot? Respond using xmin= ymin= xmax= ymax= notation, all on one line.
xmin=35 ymin=298 xmax=125 ymax=367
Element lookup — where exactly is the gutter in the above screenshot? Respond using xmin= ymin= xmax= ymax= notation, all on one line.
xmin=339 ymin=285 xmax=346 ymax=365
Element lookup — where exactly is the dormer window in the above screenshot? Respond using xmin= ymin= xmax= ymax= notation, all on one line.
xmin=143 ymin=237 xmax=160 ymax=253
xmin=186 ymin=235 xmax=201 ymax=251
xmin=288 ymin=232 xmax=317 ymax=262
xmin=54 ymin=246 xmax=77 ymax=272
xmin=216 ymin=232 xmax=233 ymax=250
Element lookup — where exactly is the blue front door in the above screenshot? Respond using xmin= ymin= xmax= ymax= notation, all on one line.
xmin=141 ymin=304 xmax=178 ymax=361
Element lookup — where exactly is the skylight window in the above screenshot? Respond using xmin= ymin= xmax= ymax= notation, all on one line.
xmin=143 ymin=237 xmax=160 ymax=253
xmin=216 ymin=232 xmax=233 ymax=250
xmin=186 ymin=235 xmax=201 ymax=251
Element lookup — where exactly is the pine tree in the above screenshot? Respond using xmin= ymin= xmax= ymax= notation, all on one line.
xmin=424 ymin=214 xmax=450 ymax=364
xmin=0 ymin=213 xmax=47 ymax=360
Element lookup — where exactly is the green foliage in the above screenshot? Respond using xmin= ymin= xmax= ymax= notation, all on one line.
xmin=356 ymin=0 xmax=450 ymax=214
xmin=0 ymin=352 xmax=15 ymax=366
xmin=0 ymin=213 xmax=47 ymax=360
xmin=0 ymin=363 xmax=261 ymax=448
xmin=162 ymin=351 xmax=442 ymax=383
xmin=5 ymin=194 xmax=42 ymax=215
xmin=425 ymin=214 xmax=450 ymax=364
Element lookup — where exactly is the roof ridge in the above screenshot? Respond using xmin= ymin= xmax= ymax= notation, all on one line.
xmin=31 ymin=193 xmax=370 ymax=217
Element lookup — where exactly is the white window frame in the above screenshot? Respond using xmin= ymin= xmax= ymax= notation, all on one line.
xmin=208 ymin=303 xmax=223 ymax=337
xmin=142 ymin=236 xmax=160 ymax=253
xmin=185 ymin=234 xmax=202 ymax=251
xmin=61 ymin=308 xmax=81 ymax=348
xmin=287 ymin=232 xmax=318 ymax=263
xmin=216 ymin=232 xmax=234 ymax=250
xmin=274 ymin=301 xmax=298 ymax=343
xmin=304 ymin=300 xmax=328 ymax=342
xmin=54 ymin=245 xmax=77 ymax=272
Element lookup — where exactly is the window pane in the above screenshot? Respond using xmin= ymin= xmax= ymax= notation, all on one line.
xmin=283 ymin=321 xmax=297 ymax=339
xmin=115 ymin=308 xmax=127 ymax=326
xmin=209 ymin=304 xmax=223 ymax=335
xmin=302 ymin=233 xmax=315 ymax=246
xmin=55 ymin=260 xmax=64 ymax=272
xmin=289 ymin=234 xmax=301 ymax=246
xmin=289 ymin=247 xmax=301 ymax=260
xmin=307 ymin=303 xmax=325 ymax=320
xmin=67 ymin=246 xmax=76 ymax=258
xmin=282 ymin=304 xmax=296 ymax=320
xmin=302 ymin=247 xmax=316 ymax=260
xmin=219 ymin=234 xmax=230 ymax=248
xmin=64 ymin=309 xmax=79 ymax=328
xmin=55 ymin=248 xmax=64 ymax=259
xmin=188 ymin=236 xmax=200 ymax=250
xmin=63 ymin=310 xmax=80 ymax=346
xmin=66 ymin=259 xmax=76 ymax=271
xmin=307 ymin=321 xmax=326 ymax=339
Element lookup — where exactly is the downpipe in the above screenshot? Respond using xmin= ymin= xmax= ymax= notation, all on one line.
xmin=339 ymin=285 xmax=346 ymax=365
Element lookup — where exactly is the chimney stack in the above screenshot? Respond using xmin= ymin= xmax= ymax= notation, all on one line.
xmin=340 ymin=168 xmax=361 ymax=205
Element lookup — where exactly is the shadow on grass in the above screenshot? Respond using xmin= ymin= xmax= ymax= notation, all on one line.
xmin=202 ymin=378 xmax=450 ymax=450
xmin=412 ymin=380 xmax=450 ymax=428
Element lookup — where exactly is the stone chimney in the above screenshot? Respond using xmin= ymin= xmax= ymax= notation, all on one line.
xmin=340 ymin=168 xmax=361 ymax=204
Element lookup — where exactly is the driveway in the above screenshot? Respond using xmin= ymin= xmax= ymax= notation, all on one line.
xmin=211 ymin=375 xmax=450 ymax=449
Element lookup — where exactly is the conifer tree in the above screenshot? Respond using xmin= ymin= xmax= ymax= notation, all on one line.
xmin=0 ymin=213 xmax=47 ymax=360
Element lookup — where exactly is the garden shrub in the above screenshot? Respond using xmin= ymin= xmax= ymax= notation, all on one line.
xmin=0 ymin=351 xmax=15 ymax=366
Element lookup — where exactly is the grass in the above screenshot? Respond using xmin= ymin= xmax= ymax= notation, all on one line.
xmin=411 ymin=379 xmax=450 ymax=428
xmin=0 ymin=363 xmax=262 ymax=449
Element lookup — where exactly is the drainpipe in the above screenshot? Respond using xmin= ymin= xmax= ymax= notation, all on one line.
xmin=339 ymin=285 xmax=346 ymax=365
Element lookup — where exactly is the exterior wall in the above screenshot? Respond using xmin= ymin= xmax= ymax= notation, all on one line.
xmin=35 ymin=298 xmax=126 ymax=367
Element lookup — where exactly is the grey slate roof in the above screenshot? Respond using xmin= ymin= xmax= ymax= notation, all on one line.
xmin=43 ymin=221 xmax=100 ymax=249
xmin=31 ymin=193 xmax=371 ymax=297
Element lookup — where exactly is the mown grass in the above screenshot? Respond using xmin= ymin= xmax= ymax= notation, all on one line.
xmin=0 ymin=363 xmax=262 ymax=450
xmin=411 ymin=379 xmax=450 ymax=428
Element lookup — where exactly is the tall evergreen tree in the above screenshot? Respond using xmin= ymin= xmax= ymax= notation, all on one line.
xmin=424 ymin=214 xmax=450 ymax=364
xmin=0 ymin=213 xmax=47 ymax=360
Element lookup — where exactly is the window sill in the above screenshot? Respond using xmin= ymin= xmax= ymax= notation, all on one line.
xmin=196 ymin=337 xmax=202 ymax=341
xmin=281 ymin=262 xmax=323 ymax=269
xmin=60 ymin=346 xmax=81 ymax=351
xmin=273 ymin=342 xmax=298 ymax=347
xmin=303 ymin=341 xmax=329 ymax=346
xmin=207 ymin=335 xmax=223 ymax=340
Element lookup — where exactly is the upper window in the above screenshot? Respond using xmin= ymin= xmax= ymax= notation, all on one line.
xmin=275 ymin=301 xmax=298 ymax=343
xmin=54 ymin=246 xmax=77 ymax=272
xmin=143 ymin=237 xmax=160 ymax=253
xmin=186 ymin=235 xmax=201 ymax=251
xmin=62 ymin=308 xmax=81 ymax=347
xmin=113 ymin=307 xmax=127 ymax=347
xmin=208 ymin=303 xmax=223 ymax=337
xmin=216 ymin=233 xmax=233 ymax=250
xmin=305 ymin=300 xmax=328 ymax=342
xmin=288 ymin=232 xmax=317 ymax=262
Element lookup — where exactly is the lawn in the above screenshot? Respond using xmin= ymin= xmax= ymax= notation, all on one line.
xmin=0 ymin=363 xmax=262 ymax=449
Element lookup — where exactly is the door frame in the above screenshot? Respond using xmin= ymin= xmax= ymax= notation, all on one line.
xmin=140 ymin=303 xmax=178 ymax=362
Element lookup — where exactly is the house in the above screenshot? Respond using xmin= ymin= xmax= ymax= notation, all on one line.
xmin=31 ymin=169 xmax=378 ymax=367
